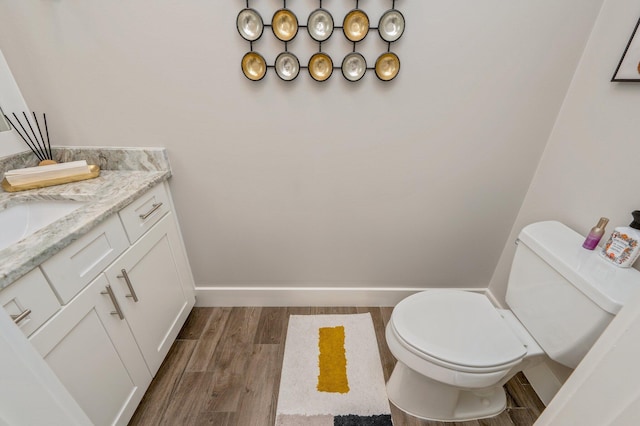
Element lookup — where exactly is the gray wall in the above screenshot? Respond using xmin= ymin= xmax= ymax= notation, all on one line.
xmin=489 ymin=0 xmax=640 ymax=303
xmin=0 ymin=0 xmax=603 ymax=290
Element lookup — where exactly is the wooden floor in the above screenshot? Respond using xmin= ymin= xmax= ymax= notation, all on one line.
xmin=129 ymin=307 xmax=545 ymax=426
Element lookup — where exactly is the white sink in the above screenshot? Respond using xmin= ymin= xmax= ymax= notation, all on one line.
xmin=0 ymin=200 xmax=86 ymax=251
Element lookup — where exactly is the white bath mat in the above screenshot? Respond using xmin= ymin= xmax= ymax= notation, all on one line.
xmin=275 ymin=313 xmax=393 ymax=426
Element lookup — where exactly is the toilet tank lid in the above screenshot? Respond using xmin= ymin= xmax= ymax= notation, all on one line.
xmin=518 ymin=221 xmax=640 ymax=314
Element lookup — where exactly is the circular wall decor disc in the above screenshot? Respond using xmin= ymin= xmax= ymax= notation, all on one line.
xmin=308 ymin=53 xmax=333 ymax=82
xmin=375 ymin=52 xmax=400 ymax=81
xmin=308 ymin=9 xmax=334 ymax=42
xmin=237 ymin=8 xmax=264 ymax=41
xmin=378 ymin=9 xmax=405 ymax=42
xmin=343 ymin=10 xmax=369 ymax=42
xmin=241 ymin=52 xmax=267 ymax=81
xmin=341 ymin=52 xmax=367 ymax=82
xmin=272 ymin=9 xmax=299 ymax=42
xmin=275 ymin=52 xmax=300 ymax=81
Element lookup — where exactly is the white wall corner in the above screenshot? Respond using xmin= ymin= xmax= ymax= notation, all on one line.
xmin=484 ymin=286 xmax=508 ymax=309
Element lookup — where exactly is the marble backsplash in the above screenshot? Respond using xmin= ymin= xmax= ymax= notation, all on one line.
xmin=0 ymin=147 xmax=171 ymax=174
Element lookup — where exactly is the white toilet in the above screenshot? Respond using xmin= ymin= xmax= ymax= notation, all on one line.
xmin=386 ymin=221 xmax=640 ymax=422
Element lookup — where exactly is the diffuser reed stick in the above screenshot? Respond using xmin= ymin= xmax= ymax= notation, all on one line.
xmin=43 ymin=113 xmax=53 ymax=160
xmin=32 ymin=111 xmax=51 ymax=160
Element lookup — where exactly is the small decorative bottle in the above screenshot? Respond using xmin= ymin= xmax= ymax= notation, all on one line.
xmin=601 ymin=211 xmax=640 ymax=267
xmin=582 ymin=217 xmax=609 ymax=250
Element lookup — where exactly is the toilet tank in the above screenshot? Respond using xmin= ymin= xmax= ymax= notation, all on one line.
xmin=506 ymin=221 xmax=640 ymax=369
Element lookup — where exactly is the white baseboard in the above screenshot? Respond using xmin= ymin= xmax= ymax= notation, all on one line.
xmin=194 ymin=286 xmax=487 ymax=307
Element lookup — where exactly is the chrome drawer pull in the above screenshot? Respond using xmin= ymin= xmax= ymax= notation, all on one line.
xmin=139 ymin=202 xmax=163 ymax=220
xmin=117 ymin=269 xmax=139 ymax=302
xmin=101 ymin=285 xmax=125 ymax=320
xmin=11 ymin=309 xmax=32 ymax=325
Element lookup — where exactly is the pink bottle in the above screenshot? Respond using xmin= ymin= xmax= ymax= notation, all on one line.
xmin=582 ymin=217 xmax=609 ymax=250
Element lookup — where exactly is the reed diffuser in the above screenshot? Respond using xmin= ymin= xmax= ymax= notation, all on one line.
xmin=3 ymin=112 xmax=55 ymax=165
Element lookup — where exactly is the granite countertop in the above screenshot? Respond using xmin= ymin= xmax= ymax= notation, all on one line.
xmin=0 ymin=147 xmax=172 ymax=289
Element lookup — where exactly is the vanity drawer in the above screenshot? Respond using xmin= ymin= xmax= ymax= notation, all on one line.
xmin=119 ymin=183 xmax=170 ymax=243
xmin=1 ymin=268 xmax=60 ymax=337
xmin=41 ymin=215 xmax=129 ymax=304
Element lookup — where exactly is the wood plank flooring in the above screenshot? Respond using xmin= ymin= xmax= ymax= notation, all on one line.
xmin=129 ymin=307 xmax=545 ymax=426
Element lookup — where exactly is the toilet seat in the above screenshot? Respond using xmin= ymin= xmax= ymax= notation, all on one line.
xmin=390 ymin=290 xmax=527 ymax=372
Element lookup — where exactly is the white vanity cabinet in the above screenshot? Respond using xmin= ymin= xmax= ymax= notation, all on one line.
xmin=29 ymin=274 xmax=152 ymax=426
xmin=2 ymin=181 xmax=196 ymax=426
xmin=104 ymin=211 xmax=193 ymax=374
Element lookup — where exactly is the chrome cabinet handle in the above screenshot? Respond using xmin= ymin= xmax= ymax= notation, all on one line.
xmin=117 ymin=269 xmax=139 ymax=302
xmin=139 ymin=202 xmax=163 ymax=220
xmin=101 ymin=285 xmax=125 ymax=320
xmin=11 ymin=308 xmax=32 ymax=325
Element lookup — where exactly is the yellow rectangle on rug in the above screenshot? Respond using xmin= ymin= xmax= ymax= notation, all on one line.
xmin=275 ymin=313 xmax=392 ymax=426
xmin=317 ymin=326 xmax=349 ymax=393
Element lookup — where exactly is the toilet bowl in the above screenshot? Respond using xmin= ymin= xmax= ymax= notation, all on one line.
xmin=385 ymin=221 xmax=640 ymax=422
xmin=385 ymin=290 xmax=543 ymax=421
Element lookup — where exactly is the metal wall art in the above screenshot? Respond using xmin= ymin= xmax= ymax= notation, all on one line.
xmin=237 ymin=0 xmax=404 ymax=82
xmin=612 ymin=17 xmax=640 ymax=82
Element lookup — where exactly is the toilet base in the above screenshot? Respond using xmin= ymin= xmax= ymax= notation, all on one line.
xmin=386 ymin=361 xmax=507 ymax=422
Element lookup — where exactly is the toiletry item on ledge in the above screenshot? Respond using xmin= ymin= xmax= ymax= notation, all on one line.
xmin=1 ymin=160 xmax=100 ymax=192
xmin=601 ymin=211 xmax=640 ymax=267
xmin=582 ymin=217 xmax=609 ymax=250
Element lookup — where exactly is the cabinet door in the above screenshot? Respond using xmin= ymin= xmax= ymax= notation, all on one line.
xmin=29 ymin=274 xmax=152 ymax=426
xmin=105 ymin=212 xmax=195 ymax=375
